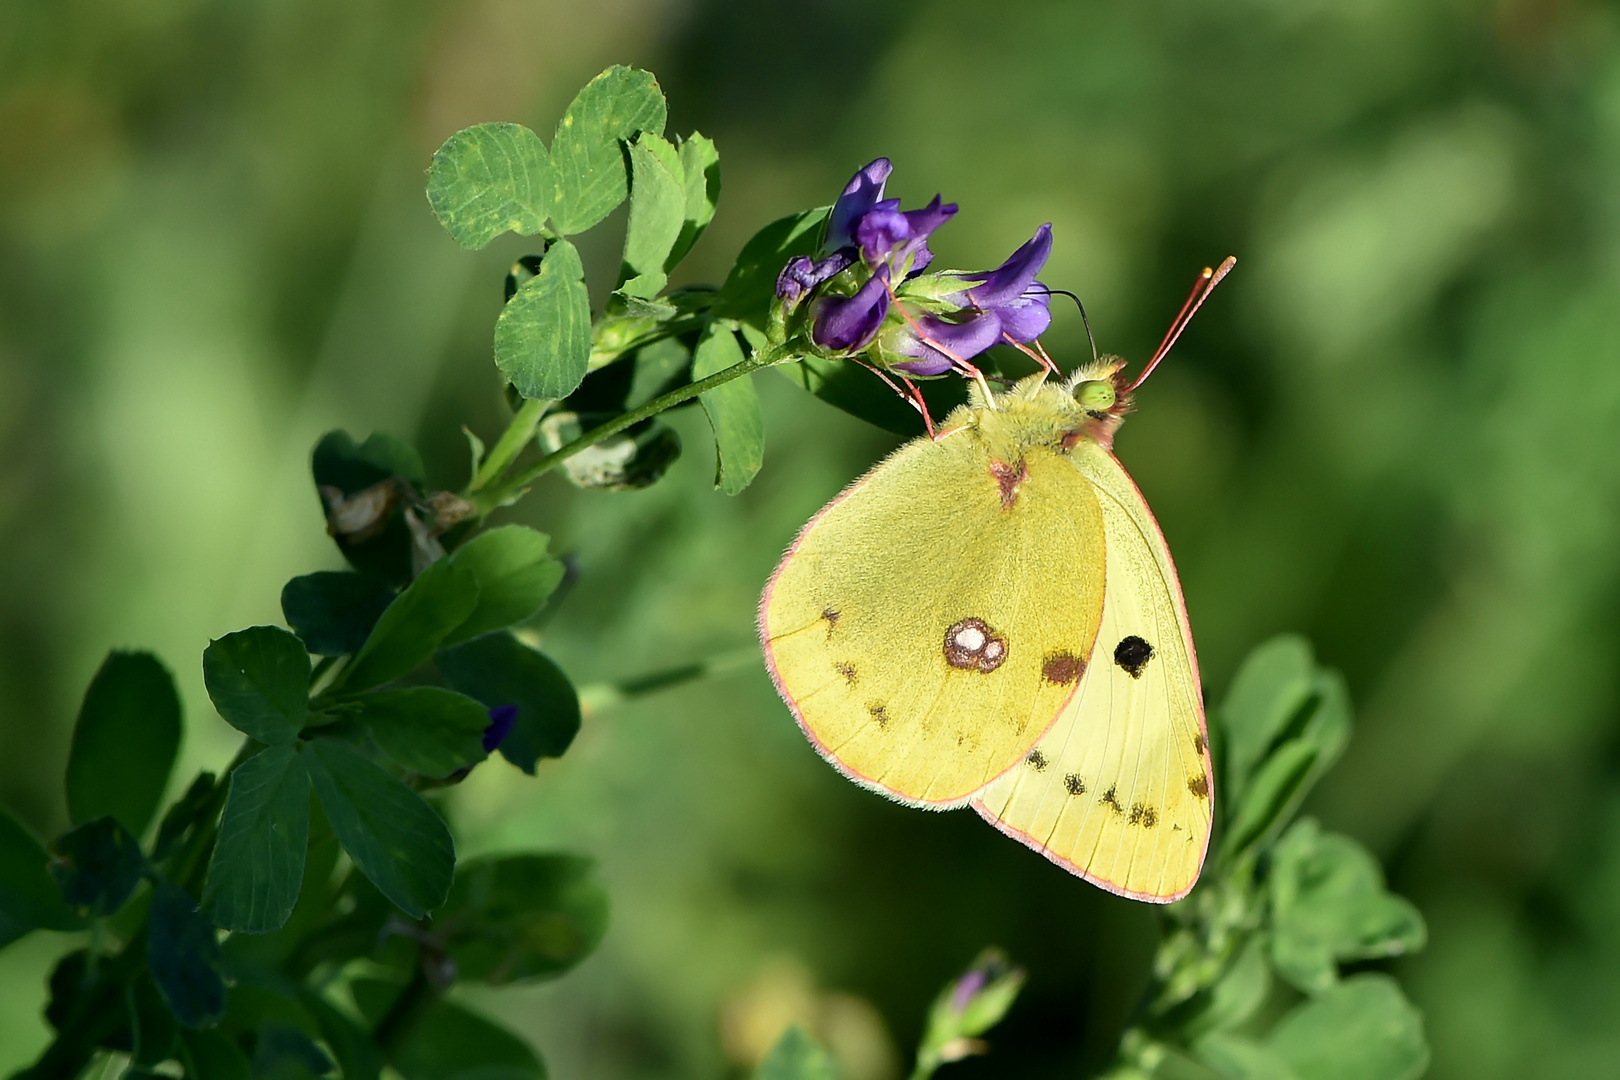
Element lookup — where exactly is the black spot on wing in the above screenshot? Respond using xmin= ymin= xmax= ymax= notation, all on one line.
xmin=868 ymin=703 xmax=888 ymax=728
xmin=1101 ymin=785 xmax=1124 ymax=813
xmin=1064 ymin=773 xmax=1085 ymax=796
xmin=1188 ymin=773 xmax=1209 ymax=799
xmin=1114 ymin=636 xmax=1154 ymax=679
xmin=834 ymin=662 xmax=857 ymax=686
xmin=1026 ymin=749 xmax=1048 ymax=771
xmin=1129 ymin=803 xmax=1158 ymax=828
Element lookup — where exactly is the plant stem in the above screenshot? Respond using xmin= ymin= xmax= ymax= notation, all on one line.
xmin=372 ymin=960 xmax=438 ymax=1056
xmin=575 ymin=646 xmax=760 ymax=716
xmin=469 ymin=396 xmax=549 ymax=492
xmin=472 ymin=345 xmax=791 ymax=513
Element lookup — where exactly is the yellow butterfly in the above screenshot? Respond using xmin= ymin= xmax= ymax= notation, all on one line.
xmin=759 ymin=264 xmax=1228 ymax=902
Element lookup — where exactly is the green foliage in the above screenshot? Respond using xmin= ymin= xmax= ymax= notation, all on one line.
xmin=693 ymin=322 xmax=765 ymax=493
xmin=436 ymin=632 xmax=580 ymax=773
xmin=437 ymin=854 xmax=609 ymax=984
xmin=204 ymin=628 xmax=312 ymax=744
xmin=440 ymin=525 xmax=564 ymax=646
xmin=354 ymin=688 xmax=489 ymax=777
xmin=756 ymin=1026 xmax=840 ymax=1080
xmin=0 ymin=810 xmax=83 ymax=946
xmin=716 ymin=209 xmax=829 ymax=329
xmin=495 ymin=239 xmax=592 ymax=401
xmin=342 ymin=558 xmax=479 ymax=693
xmin=147 ymin=881 xmax=227 ymax=1028
xmin=619 ymin=136 xmax=687 ymax=298
xmin=47 ymin=816 xmax=145 ymax=918
xmin=204 ymin=744 xmax=311 ymax=933
xmin=66 ymin=651 xmax=183 ymax=837
xmin=281 ymin=573 xmax=397 ymax=658
xmin=427 ymin=124 xmax=554 ymax=250
xmin=548 ymin=65 xmax=667 ymax=236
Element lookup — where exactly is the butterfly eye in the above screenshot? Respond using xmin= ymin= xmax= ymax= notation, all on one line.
xmin=1075 ymin=380 xmax=1117 ymax=411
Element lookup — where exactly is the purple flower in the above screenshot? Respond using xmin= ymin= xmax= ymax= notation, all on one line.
xmin=825 ymin=158 xmax=893 ymax=253
xmin=811 ymin=266 xmax=891 ymax=352
xmin=776 ymin=251 xmax=853 ymax=311
xmin=853 ymin=195 xmax=958 ymax=275
xmin=887 ymin=311 xmax=1005 ymax=375
xmin=953 ymin=223 xmax=1054 ymax=343
xmin=483 ymin=705 xmax=518 ymax=753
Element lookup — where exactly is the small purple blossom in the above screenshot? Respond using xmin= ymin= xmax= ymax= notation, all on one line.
xmin=825 ymin=158 xmax=893 ymax=253
xmin=483 ymin=705 xmax=518 ymax=753
xmin=775 ymin=251 xmax=853 ymax=311
xmin=811 ymin=266 xmax=891 ymax=352
xmin=949 ymin=968 xmax=988 ymax=1014
xmin=953 ymin=223 xmax=1054 ymax=343
xmin=853 ymin=195 xmax=957 ymax=275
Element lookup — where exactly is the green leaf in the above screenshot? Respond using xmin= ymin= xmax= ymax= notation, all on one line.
xmin=304 ymin=738 xmax=454 ymax=918
xmin=715 ymin=208 xmax=829 ymax=329
xmin=351 ymin=979 xmax=545 ymax=1080
xmin=1193 ymin=1033 xmax=1299 ymax=1080
xmin=618 ymin=136 xmax=686 ymax=298
xmin=281 ymin=572 xmax=397 ymax=657
xmin=693 ymin=322 xmax=764 ymax=494
xmin=66 ymin=650 xmax=183 ymax=837
xmin=436 ymin=632 xmax=580 ymax=773
xmin=1266 ymin=975 xmax=1428 ymax=1080
xmin=1217 ymin=635 xmax=1315 ymax=802
xmin=1161 ymin=935 xmax=1272 ymax=1040
xmin=438 ymin=854 xmax=609 ymax=984
xmin=203 ymin=627 xmax=311 ymax=744
xmin=0 ymin=807 xmax=84 ymax=947
xmin=299 ymin=991 xmax=383 ymax=1080
xmin=204 ymin=743 xmax=311 ymax=933
xmin=538 ymin=411 xmax=683 ymax=491
xmin=668 ymin=133 xmax=720 ymax=269
xmin=179 ymin=1029 xmax=253 ymax=1080
xmin=775 ymin=354 xmax=969 ymax=438
xmin=252 ymin=1023 xmax=336 ymax=1078
xmin=1269 ymin=820 xmax=1428 ymax=994
xmin=495 ymin=238 xmax=592 ymax=401
xmin=427 ymin=123 xmax=555 ymax=249
xmin=311 ymin=431 xmax=425 ymax=587
xmin=342 ymin=556 xmax=479 ymax=693
xmin=47 ymin=816 xmax=145 ymax=917
xmin=147 ymin=881 xmax=226 ymax=1028
xmin=354 ymin=688 xmax=490 ymax=777
xmin=128 ymin=970 xmax=181 ymax=1065
xmin=442 ymin=525 xmax=565 ymax=647
xmin=756 ymin=1026 xmax=839 ymax=1080
xmin=549 ymin=65 xmax=667 ymax=236
xmin=1221 ymin=740 xmax=1317 ymax=861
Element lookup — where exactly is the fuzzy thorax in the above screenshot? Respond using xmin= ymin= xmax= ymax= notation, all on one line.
xmin=942 ymin=357 xmax=1136 ymax=456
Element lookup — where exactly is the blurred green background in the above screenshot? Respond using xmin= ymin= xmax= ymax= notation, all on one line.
xmin=4 ymin=0 xmax=1620 ymax=1075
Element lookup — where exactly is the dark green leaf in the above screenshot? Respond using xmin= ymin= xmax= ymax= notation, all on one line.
xmin=618 ymin=136 xmax=686 ymax=298
xmin=437 ymin=633 xmax=580 ymax=773
xmin=1159 ymin=936 xmax=1271 ymax=1040
xmin=66 ymin=650 xmax=183 ymax=837
xmin=153 ymin=772 xmax=217 ymax=862
xmin=281 ymin=572 xmax=397 ymax=657
xmin=342 ymin=557 xmax=479 ymax=693
xmin=1267 ymin=975 xmax=1428 ymax=1080
xmin=354 ymin=687 xmax=489 ymax=777
xmin=538 ymin=411 xmax=683 ymax=491
xmin=304 ymin=738 xmax=454 ymax=918
xmin=442 ymin=525 xmax=565 ymax=647
xmin=1193 ymin=1033 xmax=1299 ymax=1080
xmin=756 ymin=1026 xmax=838 ymax=1080
xmin=1269 ymin=819 xmax=1428 ymax=994
xmin=626 ymin=336 xmax=692 ymax=408
xmin=427 ymin=123 xmax=555 ymax=249
xmin=692 ymin=322 xmax=764 ymax=494
xmin=1217 ymin=635 xmax=1315 ymax=802
xmin=48 ymin=816 xmax=145 ymax=917
xmin=549 ymin=65 xmax=667 ymax=236
xmin=311 ymin=431 xmax=425 ymax=587
xmin=667 ymin=133 xmax=720 ymax=270
xmin=0 ymin=807 xmax=84 ymax=946
xmin=715 ymin=208 xmax=828 ymax=329
xmin=128 ymin=971 xmax=181 ymax=1065
xmin=299 ymin=991 xmax=382 ymax=1080
xmin=252 ymin=1023 xmax=336 ymax=1079
xmin=204 ymin=744 xmax=311 ymax=933
xmin=180 ymin=1029 xmax=253 ymax=1080
xmin=148 ymin=880 xmax=226 ymax=1028
xmin=438 ymin=854 xmax=609 ymax=984
xmin=352 ymin=979 xmax=545 ymax=1080
xmin=775 ymin=354 xmax=968 ymax=437
xmin=1221 ymin=739 xmax=1317 ymax=861
xmin=204 ymin=627 xmax=311 ymax=744
xmin=495 ymin=238 xmax=592 ymax=400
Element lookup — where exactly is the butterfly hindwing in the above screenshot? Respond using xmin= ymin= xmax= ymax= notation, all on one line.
xmin=761 ymin=433 xmax=1108 ymax=806
xmin=972 ymin=444 xmax=1211 ymax=901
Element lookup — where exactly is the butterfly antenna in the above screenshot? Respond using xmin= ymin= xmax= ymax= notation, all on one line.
xmin=1128 ymin=256 xmax=1235 ymax=392
xmin=1037 ymin=287 xmax=1099 ymax=364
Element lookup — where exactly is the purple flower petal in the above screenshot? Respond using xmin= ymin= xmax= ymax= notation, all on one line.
xmin=483 ymin=705 xmax=518 ymax=753
xmin=996 ymin=291 xmax=1052 ymax=343
xmin=964 ymin=224 xmax=1053 ymax=308
xmin=776 ymin=251 xmax=853 ymax=310
xmin=889 ymin=310 xmax=1003 ymax=374
xmin=826 ymin=158 xmax=892 ymax=253
xmin=811 ymin=267 xmax=892 ymax=352
xmin=854 ymin=195 xmax=958 ymax=274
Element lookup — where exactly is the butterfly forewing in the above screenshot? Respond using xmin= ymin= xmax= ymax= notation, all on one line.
xmin=762 ymin=436 xmax=1108 ymax=806
xmin=973 ymin=444 xmax=1211 ymax=901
